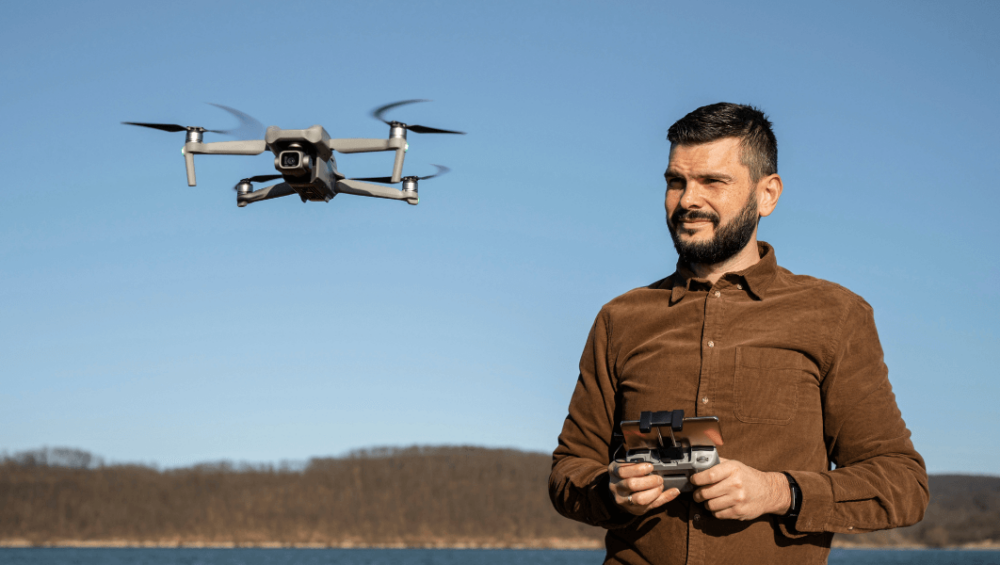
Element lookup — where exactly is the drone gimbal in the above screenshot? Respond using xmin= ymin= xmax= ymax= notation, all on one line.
xmin=123 ymin=100 xmax=463 ymax=208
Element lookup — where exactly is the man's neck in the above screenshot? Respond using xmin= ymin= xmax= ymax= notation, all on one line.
xmin=687 ymin=236 xmax=762 ymax=285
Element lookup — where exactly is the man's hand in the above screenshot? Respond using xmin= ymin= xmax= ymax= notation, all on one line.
xmin=608 ymin=461 xmax=681 ymax=516
xmin=689 ymin=458 xmax=791 ymax=521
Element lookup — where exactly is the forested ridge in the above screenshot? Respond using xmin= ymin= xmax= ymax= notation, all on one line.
xmin=1 ymin=447 xmax=996 ymax=548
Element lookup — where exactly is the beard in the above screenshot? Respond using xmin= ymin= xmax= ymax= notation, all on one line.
xmin=668 ymin=191 xmax=759 ymax=266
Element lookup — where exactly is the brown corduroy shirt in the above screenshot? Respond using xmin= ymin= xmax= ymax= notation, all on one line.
xmin=549 ymin=242 xmax=928 ymax=565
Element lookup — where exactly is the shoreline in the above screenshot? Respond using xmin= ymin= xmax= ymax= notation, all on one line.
xmin=3 ymin=539 xmax=999 ymax=551
xmin=0 ymin=539 xmax=602 ymax=550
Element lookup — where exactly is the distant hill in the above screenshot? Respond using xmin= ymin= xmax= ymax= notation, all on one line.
xmin=0 ymin=446 xmax=600 ymax=548
xmin=0 ymin=447 xmax=996 ymax=548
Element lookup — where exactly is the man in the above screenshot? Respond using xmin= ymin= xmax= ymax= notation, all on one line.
xmin=549 ymin=103 xmax=928 ymax=564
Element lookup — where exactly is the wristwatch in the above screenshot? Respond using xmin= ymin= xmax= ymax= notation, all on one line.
xmin=782 ymin=473 xmax=802 ymax=524
xmin=782 ymin=472 xmax=802 ymax=521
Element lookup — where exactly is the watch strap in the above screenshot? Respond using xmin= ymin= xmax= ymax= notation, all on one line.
xmin=782 ymin=472 xmax=802 ymax=519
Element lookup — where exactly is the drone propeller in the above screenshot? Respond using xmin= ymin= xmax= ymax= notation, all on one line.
xmin=232 ymin=174 xmax=283 ymax=191
xmin=352 ymin=164 xmax=450 ymax=184
xmin=121 ymin=122 xmax=221 ymax=133
xmin=123 ymin=103 xmax=264 ymax=138
xmin=371 ymin=100 xmax=465 ymax=135
xmin=243 ymin=174 xmax=283 ymax=184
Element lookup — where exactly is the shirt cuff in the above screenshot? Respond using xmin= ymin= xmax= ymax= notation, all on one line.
xmin=777 ymin=470 xmax=834 ymax=538
xmin=597 ymin=472 xmax=642 ymax=529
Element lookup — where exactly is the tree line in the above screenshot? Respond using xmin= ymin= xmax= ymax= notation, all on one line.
xmin=0 ymin=446 xmax=996 ymax=548
xmin=0 ymin=446 xmax=600 ymax=547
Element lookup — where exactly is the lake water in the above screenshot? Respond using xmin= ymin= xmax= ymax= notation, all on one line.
xmin=2 ymin=548 xmax=1000 ymax=565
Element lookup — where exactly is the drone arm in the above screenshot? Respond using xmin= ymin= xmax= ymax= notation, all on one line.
xmin=328 ymin=138 xmax=409 ymax=183
xmin=187 ymin=139 xmax=268 ymax=155
xmin=328 ymin=138 xmax=404 ymax=154
xmin=335 ymin=179 xmax=414 ymax=203
xmin=237 ymin=183 xmax=297 ymax=207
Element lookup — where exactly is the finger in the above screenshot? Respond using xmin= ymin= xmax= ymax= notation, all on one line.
xmin=692 ymin=481 xmax=726 ymax=503
xmin=692 ymin=487 xmax=705 ymax=503
xmin=608 ymin=461 xmax=631 ymax=478
xmin=711 ymin=501 xmax=753 ymax=521
xmin=615 ymin=484 xmax=660 ymax=509
xmin=622 ymin=475 xmax=664 ymax=493
xmin=694 ymin=473 xmax=742 ymax=503
xmin=690 ymin=461 xmax=734 ymax=487
xmin=647 ymin=487 xmax=681 ymax=510
xmin=616 ymin=463 xmax=655 ymax=479
xmin=614 ymin=477 xmax=663 ymax=501
xmin=703 ymin=493 xmax=737 ymax=513
xmin=628 ymin=484 xmax=665 ymax=507
xmin=712 ymin=507 xmax=738 ymax=520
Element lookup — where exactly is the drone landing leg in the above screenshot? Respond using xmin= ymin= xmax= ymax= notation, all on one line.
xmin=184 ymin=139 xmax=268 ymax=187
xmin=184 ymin=151 xmax=197 ymax=186
xmin=391 ymin=148 xmax=406 ymax=183
xmin=237 ymin=183 xmax=297 ymax=208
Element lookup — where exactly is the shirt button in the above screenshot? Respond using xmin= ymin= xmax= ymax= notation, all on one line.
xmin=701 ymin=397 xmax=709 ymax=404
xmin=713 ymin=291 xmax=721 ymax=298
xmin=693 ymin=514 xmax=701 ymax=521
xmin=708 ymin=341 xmax=715 ymax=348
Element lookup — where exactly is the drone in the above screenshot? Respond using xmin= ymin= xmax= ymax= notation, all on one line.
xmin=123 ymin=100 xmax=463 ymax=207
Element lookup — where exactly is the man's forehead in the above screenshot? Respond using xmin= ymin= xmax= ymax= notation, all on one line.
xmin=667 ymin=137 xmax=747 ymax=175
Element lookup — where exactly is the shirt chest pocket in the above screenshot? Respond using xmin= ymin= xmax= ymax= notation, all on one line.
xmin=733 ymin=347 xmax=810 ymax=425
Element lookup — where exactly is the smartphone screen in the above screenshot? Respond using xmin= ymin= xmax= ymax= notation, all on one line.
xmin=620 ymin=416 xmax=723 ymax=451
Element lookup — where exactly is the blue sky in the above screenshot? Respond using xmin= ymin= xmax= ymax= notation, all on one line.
xmin=1 ymin=1 xmax=998 ymax=474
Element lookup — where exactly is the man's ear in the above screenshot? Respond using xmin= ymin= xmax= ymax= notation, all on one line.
xmin=757 ymin=174 xmax=783 ymax=218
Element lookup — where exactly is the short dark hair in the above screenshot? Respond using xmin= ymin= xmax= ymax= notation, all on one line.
xmin=667 ymin=102 xmax=777 ymax=183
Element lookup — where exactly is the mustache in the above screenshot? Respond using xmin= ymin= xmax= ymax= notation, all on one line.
xmin=670 ymin=208 xmax=720 ymax=228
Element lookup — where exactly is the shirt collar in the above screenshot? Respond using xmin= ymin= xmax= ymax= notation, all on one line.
xmin=667 ymin=241 xmax=778 ymax=304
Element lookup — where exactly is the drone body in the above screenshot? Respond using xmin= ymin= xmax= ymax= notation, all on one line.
xmin=125 ymin=101 xmax=461 ymax=208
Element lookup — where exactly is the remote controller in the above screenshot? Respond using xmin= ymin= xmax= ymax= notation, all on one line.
xmin=616 ymin=410 xmax=723 ymax=493
xmin=624 ymin=446 xmax=720 ymax=492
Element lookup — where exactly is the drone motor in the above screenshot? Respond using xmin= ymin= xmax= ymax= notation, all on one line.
xmin=233 ymin=174 xmax=283 ymax=200
xmin=401 ymin=177 xmax=418 ymax=195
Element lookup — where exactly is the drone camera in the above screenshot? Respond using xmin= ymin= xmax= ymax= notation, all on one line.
xmin=275 ymin=149 xmax=313 ymax=176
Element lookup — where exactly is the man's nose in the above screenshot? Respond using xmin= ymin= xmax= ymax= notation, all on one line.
xmin=679 ymin=184 xmax=705 ymax=210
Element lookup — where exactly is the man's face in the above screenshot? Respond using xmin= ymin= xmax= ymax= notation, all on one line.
xmin=664 ymin=137 xmax=760 ymax=266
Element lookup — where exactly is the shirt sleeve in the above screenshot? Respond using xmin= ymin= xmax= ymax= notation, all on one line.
xmin=780 ymin=297 xmax=929 ymax=537
xmin=549 ymin=309 xmax=638 ymax=529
